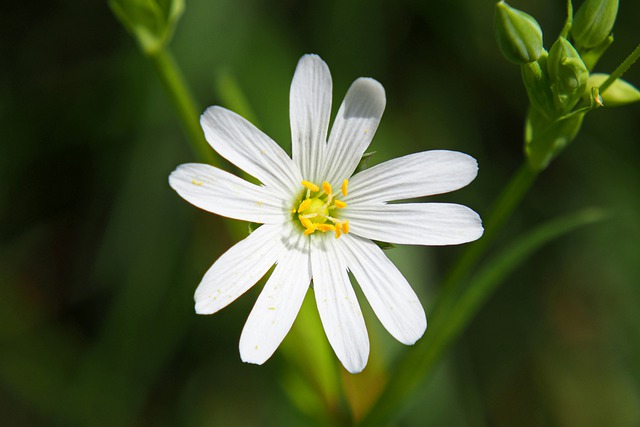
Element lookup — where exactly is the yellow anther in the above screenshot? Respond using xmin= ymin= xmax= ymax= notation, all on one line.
xmin=303 ymin=226 xmax=316 ymax=235
xmin=322 ymin=181 xmax=332 ymax=195
xmin=299 ymin=216 xmax=314 ymax=230
xmin=297 ymin=198 xmax=312 ymax=212
xmin=342 ymin=220 xmax=350 ymax=234
xmin=335 ymin=223 xmax=342 ymax=239
xmin=341 ymin=179 xmax=349 ymax=196
xmin=333 ymin=200 xmax=347 ymax=209
xmin=317 ymin=224 xmax=336 ymax=232
xmin=301 ymin=180 xmax=319 ymax=192
xmin=192 ymin=179 xmax=203 ymax=186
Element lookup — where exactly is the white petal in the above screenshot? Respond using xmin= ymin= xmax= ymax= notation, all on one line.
xmin=338 ymin=234 xmax=426 ymax=344
xmin=346 ymin=203 xmax=484 ymax=246
xmin=239 ymin=232 xmax=311 ymax=365
xmin=290 ymin=54 xmax=332 ymax=183
xmin=323 ymin=78 xmax=386 ymax=186
xmin=194 ymin=224 xmax=287 ymax=314
xmin=345 ymin=151 xmax=478 ymax=204
xmin=201 ymin=106 xmax=301 ymax=199
xmin=311 ymin=236 xmax=369 ymax=373
xmin=169 ymin=163 xmax=288 ymax=223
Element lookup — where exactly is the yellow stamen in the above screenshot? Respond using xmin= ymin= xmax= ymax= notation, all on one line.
xmin=333 ymin=200 xmax=347 ymax=209
xmin=303 ymin=226 xmax=316 ymax=235
xmin=335 ymin=223 xmax=342 ymax=239
xmin=341 ymin=179 xmax=349 ymax=196
xmin=301 ymin=180 xmax=319 ymax=192
xmin=299 ymin=216 xmax=314 ymax=230
xmin=297 ymin=198 xmax=312 ymax=212
xmin=322 ymin=181 xmax=332 ymax=195
xmin=342 ymin=220 xmax=349 ymax=234
xmin=316 ymin=224 xmax=336 ymax=232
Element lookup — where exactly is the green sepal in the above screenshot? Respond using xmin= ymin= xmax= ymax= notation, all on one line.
xmin=354 ymin=151 xmax=376 ymax=174
xmin=579 ymin=35 xmax=614 ymax=71
xmin=109 ymin=0 xmax=185 ymax=55
xmin=494 ymin=1 xmax=544 ymax=64
xmin=583 ymin=73 xmax=640 ymax=107
xmin=525 ymin=107 xmax=585 ymax=171
xmin=373 ymin=240 xmax=396 ymax=251
xmin=521 ymin=53 xmax=557 ymax=120
xmin=571 ymin=0 xmax=618 ymax=50
xmin=248 ymin=222 xmax=261 ymax=234
xmin=547 ymin=37 xmax=589 ymax=114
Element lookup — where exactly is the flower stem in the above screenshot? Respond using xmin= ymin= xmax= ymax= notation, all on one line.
xmin=599 ymin=42 xmax=640 ymax=95
xmin=148 ymin=48 xmax=218 ymax=165
xmin=358 ymin=161 xmax=539 ymax=427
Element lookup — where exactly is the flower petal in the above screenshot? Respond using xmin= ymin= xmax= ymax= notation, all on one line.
xmin=169 ymin=163 xmax=288 ymax=223
xmin=323 ymin=78 xmax=386 ymax=186
xmin=338 ymin=234 xmax=426 ymax=344
xmin=194 ymin=224 xmax=286 ymax=314
xmin=290 ymin=54 xmax=332 ymax=183
xmin=346 ymin=203 xmax=484 ymax=246
xmin=311 ymin=236 xmax=369 ymax=373
xmin=345 ymin=151 xmax=478 ymax=204
xmin=239 ymin=232 xmax=311 ymax=365
xmin=201 ymin=106 xmax=301 ymax=199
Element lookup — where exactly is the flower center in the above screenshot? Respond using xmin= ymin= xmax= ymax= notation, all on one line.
xmin=292 ymin=179 xmax=350 ymax=238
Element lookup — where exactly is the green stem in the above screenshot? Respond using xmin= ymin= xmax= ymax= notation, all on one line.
xmin=358 ymin=161 xmax=538 ymax=427
xmin=599 ymin=42 xmax=640 ymax=95
xmin=148 ymin=48 xmax=218 ymax=165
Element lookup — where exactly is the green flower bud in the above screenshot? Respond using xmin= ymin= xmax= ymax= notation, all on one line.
xmin=584 ymin=74 xmax=640 ymax=107
xmin=547 ymin=37 xmax=588 ymax=113
xmin=494 ymin=1 xmax=543 ymax=64
xmin=572 ymin=0 xmax=618 ymax=49
xmin=109 ymin=0 xmax=185 ymax=54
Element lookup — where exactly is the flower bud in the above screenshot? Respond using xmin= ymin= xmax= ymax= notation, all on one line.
xmin=521 ymin=54 xmax=557 ymax=119
xmin=494 ymin=1 xmax=543 ymax=64
xmin=571 ymin=0 xmax=618 ymax=49
xmin=583 ymin=74 xmax=640 ymax=107
xmin=547 ymin=37 xmax=588 ymax=113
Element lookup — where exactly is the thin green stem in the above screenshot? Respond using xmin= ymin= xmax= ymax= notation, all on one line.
xmin=358 ymin=161 xmax=539 ymax=427
xmin=148 ymin=48 xmax=218 ymax=165
xmin=599 ymin=42 xmax=640 ymax=95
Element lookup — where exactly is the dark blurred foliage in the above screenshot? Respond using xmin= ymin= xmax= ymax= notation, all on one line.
xmin=1 ymin=0 xmax=639 ymax=426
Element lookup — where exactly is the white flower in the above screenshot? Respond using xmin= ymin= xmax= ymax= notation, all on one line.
xmin=169 ymin=54 xmax=483 ymax=373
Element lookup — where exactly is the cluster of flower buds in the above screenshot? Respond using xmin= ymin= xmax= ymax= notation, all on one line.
xmin=494 ymin=0 xmax=639 ymax=170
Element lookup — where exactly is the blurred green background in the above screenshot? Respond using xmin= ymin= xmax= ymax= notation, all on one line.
xmin=2 ymin=0 xmax=640 ymax=425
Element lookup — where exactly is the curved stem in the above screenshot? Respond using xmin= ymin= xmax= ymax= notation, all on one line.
xmin=148 ymin=48 xmax=218 ymax=165
xmin=358 ymin=161 xmax=539 ymax=427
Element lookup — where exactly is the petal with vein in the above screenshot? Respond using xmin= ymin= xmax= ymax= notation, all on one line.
xmin=323 ymin=78 xmax=386 ymax=186
xmin=346 ymin=203 xmax=484 ymax=246
xmin=240 ymin=232 xmax=311 ymax=365
xmin=194 ymin=224 xmax=286 ymax=314
xmin=311 ymin=236 xmax=369 ymax=374
xmin=290 ymin=54 xmax=332 ymax=183
xmin=338 ymin=234 xmax=426 ymax=344
xmin=346 ymin=151 xmax=478 ymax=204
xmin=201 ymin=106 xmax=301 ymax=199
xmin=169 ymin=163 xmax=288 ymax=224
